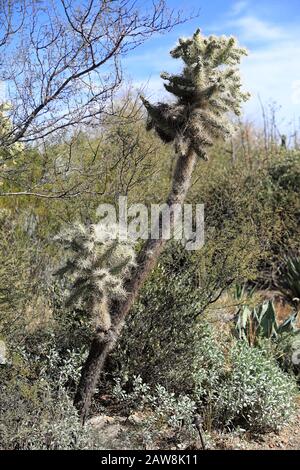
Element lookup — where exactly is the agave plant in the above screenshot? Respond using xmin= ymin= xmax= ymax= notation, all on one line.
xmin=233 ymin=283 xmax=256 ymax=302
xmin=235 ymin=300 xmax=300 ymax=345
xmin=275 ymin=255 xmax=300 ymax=307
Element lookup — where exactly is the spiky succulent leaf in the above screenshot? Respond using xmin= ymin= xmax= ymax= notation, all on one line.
xmin=276 ymin=255 xmax=300 ymax=305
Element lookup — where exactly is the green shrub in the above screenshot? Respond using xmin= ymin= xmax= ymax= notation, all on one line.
xmin=261 ymin=333 xmax=300 ymax=383
xmin=0 ymin=386 xmax=92 ymax=450
xmin=110 ymin=239 xmax=258 ymax=393
xmin=192 ymin=324 xmax=229 ymax=430
xmin=112 ymin=376 xmax=197 ymax=449
xmin=191 ymin=152 xmax=300 ymax=286
xmin=213 ymin=342 xmax=297 ymax=433
xmin=0 ymin=345 xmax=97 ymax=450
xmin=113 ymin=320 xmax=297 ymax=438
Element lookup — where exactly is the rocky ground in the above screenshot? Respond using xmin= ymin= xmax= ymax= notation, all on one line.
xmin=213 ymin=406 xmax=300 ymax=450
xmin=88 ymin=402 xmax=300 ymax=450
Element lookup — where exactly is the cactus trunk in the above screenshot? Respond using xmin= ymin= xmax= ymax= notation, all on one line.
xmin=74 ymin=148 xmax=197 ymax=421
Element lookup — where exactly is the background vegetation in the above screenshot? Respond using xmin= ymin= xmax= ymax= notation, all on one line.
xmin=0 ymin=0 xmax=300 ymax=451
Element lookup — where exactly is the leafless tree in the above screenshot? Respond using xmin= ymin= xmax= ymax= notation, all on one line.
xmin=0 ymin=1 xmax=26 ymax=50
xmin=0 ymin=0 xmax=183 ymax=149
xmin=0 ymin=89 xmax=168 ymax=199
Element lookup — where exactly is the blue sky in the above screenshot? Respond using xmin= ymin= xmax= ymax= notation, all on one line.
xmin=124 ymin=0 xmax=300 ymax=133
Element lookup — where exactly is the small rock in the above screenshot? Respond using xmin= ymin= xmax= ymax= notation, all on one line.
xmin=87 ymin=414 xmax=126 ymax=428
xmin=128 ymin=412 xmax=144 ymax=425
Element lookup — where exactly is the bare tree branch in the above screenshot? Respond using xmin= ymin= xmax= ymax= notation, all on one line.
xmin=0 ymin=0 xmax=186 ymax=148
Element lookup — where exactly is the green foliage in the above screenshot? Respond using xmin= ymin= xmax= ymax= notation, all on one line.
xmin=233 ymin=283 xmax=256 ymax=302
xmin=110 ymin=230 xmax=263 ymax=393
xmin=191 ymin=328 xmax=297 ymax=434
xmin=111 ymin=242 xmax=238 ymax=391
xmin=112 ymin=376 xmax=197 ymax=449
xmin=192 ymin=325 xmax=229 ymax=431
xmin=0 ymin=210 xmax=53 ymax=342
xmin=190 ymin=152 xmax=300 ymax=286
xmin=234 ymin=295 xmax=300 ymax=383
xmin=113 ymin=322 xmax=297 ymax=437
xmin=261 ymin=332 xmax=300 ymax=383
xmin=0 ymin=345 xmax=98 ymax=449
xmin=142 ymin=29 xmax=249 ymax=160
xmin=213 ymin=342 xmax=297 ymax=433
xmin=268 ymin=153 xmax=300 ymax=193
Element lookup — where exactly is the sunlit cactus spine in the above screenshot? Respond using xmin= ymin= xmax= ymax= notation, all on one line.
xmin=55 ymin=222 xmax=136 ymax=333
xmin=141 ymin=29 xmax=250 ymax=160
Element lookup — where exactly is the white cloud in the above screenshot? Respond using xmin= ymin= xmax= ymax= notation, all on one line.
xmin=230 ymin=1 xmax=248 ymax=17
xmin=228 ymin=15 xmax=286 ymax=41
xmin=241 ymin=39 xmax=300 ymax=131
xmin=207 ymin=5 xmax=300 ymax=131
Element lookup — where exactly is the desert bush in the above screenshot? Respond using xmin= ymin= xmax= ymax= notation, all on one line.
xmin=110 ymin=245 xmax=203 ymax=391
xmin=190 ymin=151 xmax=300 ymax=286
xmin=261 ymin=332 xmax=300 ymax=384
xmin=110 ymin=237 xmax=260 ymax=392
xmin=0 ymin=344 xmax=97 ymax=450
xmin=268 ymin=152 xmax=300 ymax=194
xmin=213 ymin=342 xmax=297 ymax=433
xmin=191 ymin=324 xmax=229 ymax=431
xmin=112 ymin=376 xmax=197 ymax=449
xmin=113 ymin=318 xmax=296 ymax=437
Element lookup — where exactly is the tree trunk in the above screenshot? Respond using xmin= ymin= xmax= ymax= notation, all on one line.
xmin=74 ymin=147 xmax=197 ymax=422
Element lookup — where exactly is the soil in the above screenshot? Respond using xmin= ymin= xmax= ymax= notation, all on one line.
xmin=213 ymin=405 xmax=300 ymax=450
xmin=88 ymin=403 xmax=300 ymax=450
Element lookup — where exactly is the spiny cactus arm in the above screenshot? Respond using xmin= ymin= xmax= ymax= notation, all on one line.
xmin=65 ymin=280 xmax=90 ymax=308
xmin=85 ymin=243 xmax=119 ymax=275
xmin=163 ymin=82 xmax=195 ymax=102
xmin=193 ymin=83 xmax=221 ymax=104
xmin=201 ymin=34 xmax=247 ymax=67
xmin=54 ymin=259 xmax=78 ymax=277
xmin=185 ymin=123 xmax=212 ymax=160
xmin=198 ymin=110 xmax=233 ymax=137
xmin=161 ymin=72 xmax=193 ymax=88
xmin=140 ymin=96 xmax=178 ymax=142
xmin=161 ymin=72 xmax=196 ymax=101
xmin=56 ymin=221 xmax=137 ymax=315
xmin=170 ymin=29 xmax=202 ymax=62
xmin=208 ymin=98 xmax=229 ymax=113
xmin=109 ymin=257 xmax=135 ymax=277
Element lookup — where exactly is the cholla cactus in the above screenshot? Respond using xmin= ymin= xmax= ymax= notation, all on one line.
xmin=141 ymin=29 xmax=250 ymax=160
xmin=55 ymin=222 xmax=136 ymax=332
